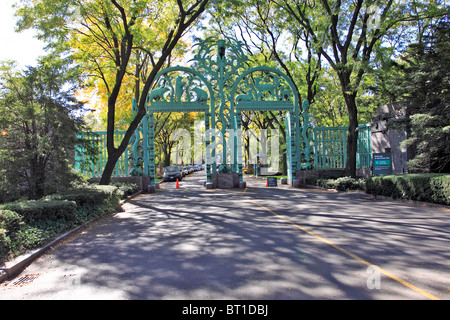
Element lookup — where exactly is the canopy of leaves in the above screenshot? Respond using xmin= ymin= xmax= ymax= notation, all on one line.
xmin=0 ymin=58 xmax=90 ymax=201
xmin=389 ymin=20 xmax=450 ymax=172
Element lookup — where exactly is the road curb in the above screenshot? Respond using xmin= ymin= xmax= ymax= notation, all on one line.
xmin=0 ymin=224 xmax=87 ymax=283
xmin=0 ymin=191 xmax=142 ymax=284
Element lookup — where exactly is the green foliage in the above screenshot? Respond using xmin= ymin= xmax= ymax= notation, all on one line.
xmin=0 ymin=209 xmax=47 ymax=260
xmin=0 ymin=200 xmax=77 ymax=224
xmin=45 ymin=184 xmax=128 ymax=225
xmin=365 ymin=174 xmax=450 ymax=205
xmin=0 ymin=210 xmax=23 ymax=260
xmin=47 ymin=185 xmax=118 ymax=205
xmin=0 ymin=183 xmax=138 ymax=263
xmin=14 ymin=0 xmax=211 ymax=185
xmin=0 ymin=228 xmax=11 ymax=259
xmin=0 ymin=210 xmax=24 ymax=236
xmin=0 ymin=59 xmax=88 ymax=202
xmin=209 ymin=0 xmax=448 ymax=177
xmin=111 ymin=182 xmax=140 ymax=197
xmin=387 ymin=20 xmax=450 ymax=172
xmin=310 ymin=176 xmax=366 ymax=192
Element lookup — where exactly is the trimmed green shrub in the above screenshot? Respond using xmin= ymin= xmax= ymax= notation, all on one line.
xmin=365 ymin=174 xmax=450 ymax=205
xmin=0 ymin=184 xmax=133 ymax=263
xmin=45 ymin=185 xmax=122 ymax=225
xmin=312 ymin=176 xmax=366 ymax=191
xmin=0 ymin=228 xmax=11 ymax=259
xmin=0 ymin=200 xmax=77 ymax=224
xmin=112 ymin=183 xmax=139 ymax=198
xmin=46 ymin=185 xmax=123 ymax=209
xmin=0 ymin=210 xmax=23 ymax=261
xmin=0 ymin=209 xmax=23 ymax=237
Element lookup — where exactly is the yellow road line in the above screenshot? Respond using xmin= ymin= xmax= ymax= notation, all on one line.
xmin=243 ymin=195 xmax=440 ymax=300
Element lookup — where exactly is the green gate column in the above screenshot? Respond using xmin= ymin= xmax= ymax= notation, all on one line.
xmin=235 ymin=112 xmax=243 ymax=182
xmin=148 ymin=111 xmax=156 ymax=186
xmin=291 ymin=113 xmax=299 ymax=183
xmin=295 ymin=114 xmax=301 ymax=173
xmin=205 ymin=111 xmax=211 ymax=183
xmin=143 ymin=113 xmax=149 ymax=176
xmin=130 ymin=98 xmax=143 ymax=176
xmin=211 ymin=111 xmax=217 ymax=175
xmin=300 ymin=100 xmax=313 ymax=170
xmin=285 ymin=112 xmax=293 ymax=185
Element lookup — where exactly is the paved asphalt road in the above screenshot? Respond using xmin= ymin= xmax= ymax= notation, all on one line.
xmin=0 ymin=171 xmax=449 ymax=301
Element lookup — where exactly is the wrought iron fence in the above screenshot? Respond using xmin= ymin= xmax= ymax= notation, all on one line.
xmin=74 ymin=131 xmax=129 ymax=178
xmin=74 ymin=124 xmax=371 ymax=178
xmin=312 ymin=124 xmax=371 ymax=170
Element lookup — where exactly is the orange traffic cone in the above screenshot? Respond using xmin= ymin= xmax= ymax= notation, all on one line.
xmin=266 ymin=179 xmax=268 ymax=187
xmin=176 ymin=179 xmax=180 ymax=189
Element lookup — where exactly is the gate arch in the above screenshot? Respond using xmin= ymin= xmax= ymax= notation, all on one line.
xmin=132 ymin=66 xmax=215 ymax=186
xmin=230 ymin=65 xmax=302 ymax=184
xmin=132 ymin=38 xmax=305 ymax=188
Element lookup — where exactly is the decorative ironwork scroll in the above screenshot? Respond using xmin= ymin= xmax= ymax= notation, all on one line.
xmin=233 ymin=66 xmax=297 ymax=111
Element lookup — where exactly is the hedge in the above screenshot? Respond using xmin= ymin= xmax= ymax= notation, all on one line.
xmin=112 ymin=182 xmax=140 ymax=198
xmin=0 ymin=209 xmax=23 ymax=235
xmin=0 ymin=228 xmax=10 ymax=259
xmin=0 ymin=183 xmax=139 ymax=263
xmin=46 ymin=185 xmax=121 ymax=208
xmin=0 ymin=210 xmax=23 ymax=258
xmin=365 ymin=174 xmax=450 ymax=205
xmin=311 ymin=176 xmax=366 ymax=191
xmin=0 ymin=200 xmax=77 ymax=224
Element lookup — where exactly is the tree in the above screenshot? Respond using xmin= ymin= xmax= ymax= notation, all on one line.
xmin=389 ymin=20 xmax=450 ymax=173
xmin=270 ymin=0 xmax=448 ymax=177
xmin=0 ymin=58 xmax=88 ymax=201
xmin=207 ymin=0 xmax=324 ymax=174
xmin=154 ymin=111 xmax=199 ymax=167
xmin=209 ymin=0 xmax=448 ymax=177
xmin=207 ymin=0 xmax=323 ymax=104
xmin=15 ymin=0 xmax=210 ymax=184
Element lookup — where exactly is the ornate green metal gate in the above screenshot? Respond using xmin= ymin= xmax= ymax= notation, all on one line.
xmin=75 ymin=38 xmax=372 ymax=184
xmin=134 ymin=38 xmax=303 ymax=187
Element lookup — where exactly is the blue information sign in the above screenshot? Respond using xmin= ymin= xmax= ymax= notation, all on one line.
xmin=373 ymin=153 xmax=392 ymax=175
xmin=267 ymin=177 xmax=278 ymax=187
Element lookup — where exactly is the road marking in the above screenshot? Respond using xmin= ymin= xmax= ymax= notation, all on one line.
xmin=242 ymin=195 xmax=440 ymax=300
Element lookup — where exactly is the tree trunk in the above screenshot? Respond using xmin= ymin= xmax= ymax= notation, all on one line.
xmin=99 ymin=90 xmax=135 ymax=185
xmin=29 ymin=157 xmax=46 ymax=199
xmin=344 ymin=93 xmax=358 ymax=178
xmin=97 ymin=0 xmax=214 ymax=185
xmin=282 ymin=147 xmax=287 ymax=175
xmin=163 ymin=149 xmax=171 ymax=167
xmin=99 ymin=148 xmax=124 ymax=185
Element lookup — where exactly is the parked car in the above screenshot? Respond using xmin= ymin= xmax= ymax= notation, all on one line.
xmin=163 ymin=166 xmax=182 ymax=182
xmin=183 ymin=166 xmax=190 ymax=175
